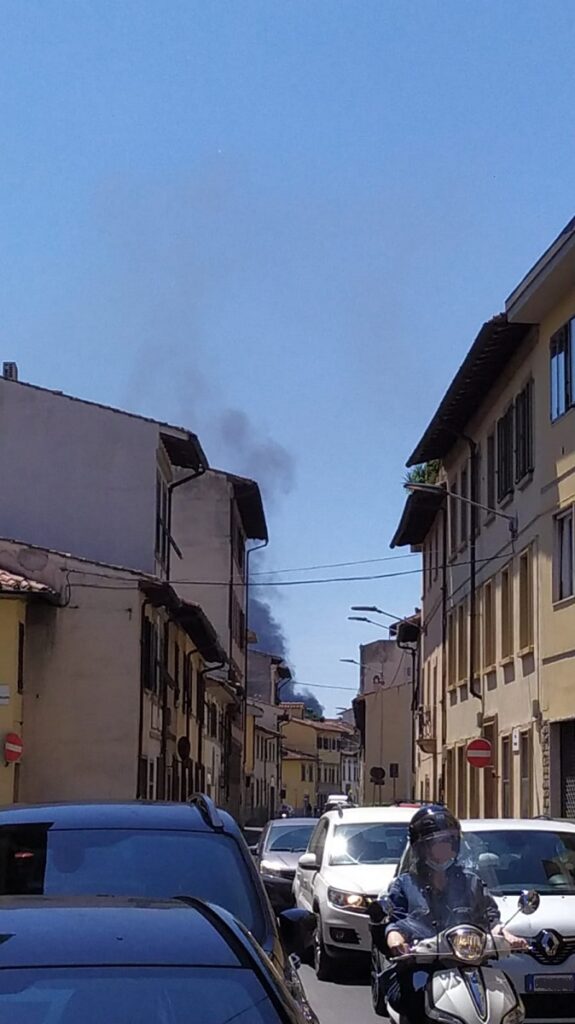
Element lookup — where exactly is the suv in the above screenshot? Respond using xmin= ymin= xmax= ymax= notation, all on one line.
xmin=372 ymin=816 xmax=575 ymax=1023
xmin=293 ymin=805 xmax=415 ymax=979
xmin=0 ymin=797 xmax=316 ymax=1020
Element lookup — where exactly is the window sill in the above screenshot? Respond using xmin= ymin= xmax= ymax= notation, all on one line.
xmin=500 ymin=655 xmax=514 ymax=667
xmin=516 ymin=471 xmax=533 ymax=492
xmin=553 ymin=593 xmax=575 ymax=610
xmin=550 ymin=405 xmax=575 ymax=425
xmin=518 ymin=644 xmax=534 ymax=658
xmin=498 ymin=492 xmax=514 ymax=510
xmin=484 ymin=512 xmax=495 ymax=527
xmin=483 ymin=664 xmax=496 ymax=676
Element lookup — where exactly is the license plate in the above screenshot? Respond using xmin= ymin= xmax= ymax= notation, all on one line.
xmin=527 ymin=974 xmax=575 ymax=993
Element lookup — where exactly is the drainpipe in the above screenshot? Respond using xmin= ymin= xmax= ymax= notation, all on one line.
xmin=243 ymin=538 xmax=269 ymax=769
xmin=167 ymin=466 xmax=206 ymax=581
xmin=440 ymin=504 xmax=448 ymax=803
xmin=137 ymin=599 xmax=152 ymax=799
xmin=197 ymin=659 xmax=226 ymax=795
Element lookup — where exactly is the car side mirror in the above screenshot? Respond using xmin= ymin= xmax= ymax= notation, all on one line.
xmin=297 ymin=852 xmax=317 ymax=871
xmin=278 ymin=908 xmax=316 ymax=960
xmin=518 ymin=889 xmax=540 ymax=915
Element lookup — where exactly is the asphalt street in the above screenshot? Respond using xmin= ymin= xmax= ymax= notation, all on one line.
xmin=301 ymin=963 xmax=381 ymax=1024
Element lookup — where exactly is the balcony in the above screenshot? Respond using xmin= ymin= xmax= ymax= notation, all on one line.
xmin=417 ymin=705 xmax=436 ymax=754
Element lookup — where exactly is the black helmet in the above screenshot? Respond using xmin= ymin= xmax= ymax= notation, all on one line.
xmin=409 ymin=805 xmax=461 ymax=870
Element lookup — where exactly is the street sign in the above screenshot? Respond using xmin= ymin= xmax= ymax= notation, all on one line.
xmin=389 ymin=762 xmax=399 ymax=779
xmin=466 ymin=737 xmax=492 ymax=768
xmin=370 ymin=766 xmax=386 ymax=783
xmin=4 ymin=732 xmax=23 ymax=764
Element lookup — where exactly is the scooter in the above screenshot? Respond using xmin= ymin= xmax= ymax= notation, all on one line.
xmin=369 ymin=889 xmax=540 ymax=1024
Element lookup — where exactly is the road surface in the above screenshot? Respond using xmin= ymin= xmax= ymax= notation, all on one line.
xmin=301 ymin=963 xmax=380 ymax=1024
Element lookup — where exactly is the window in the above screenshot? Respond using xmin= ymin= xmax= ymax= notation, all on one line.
xmin=231 ymin=593 xmax=246 ymax=650
xmin=470 ymin=444 xmax=481 ymax=537
xmin=301 ymin=764 xmax=305 ymax=782
xmin=497 ymin=405 xmax=514 ymax=502
xmin=155 ymin=472 xmax=170 ymax=568
xmin=515 ymin=379 xmax=534 ymax=481
xmin=500 ymin=565 xmax=514 ymax=660
xmin=483 ymin=581 xmax=495 ymax=669
xmin=445 ymin=748 xmax=456 ymax=812
xmin=520 ymin=731 xmax=532 ymax=818
xmin=434 ymin=523 xmax=439 ymax=579
xmin=17 ymin=622 xmax=24 ymax=694
xmin=550 ymin=322 xmax=575 ymax=421
xmin=519 ymin=548 xmax=534 ymax=650
xmin=147 ymin=759 xmax=156 ymax=800
xmin=457 ymin=600 xmax=468 ymax=682
xmin=460 ymin=463 xmax=468 ymax=545
xmin=486 ymin=431 xmax=496 ymax=516
xmin=449 ymin=480 xmax=458 ymax=555
xmin=232 ymin=514 xmax=245 ymax=575
xmin=174 ymin=643 xmax=181 ymax=707
xmin=141 ymin=617 xmax=159 ymax=694
xmin=501 ymin=736 xmax=512 ymax=818
xmin=427 ymin=537 xmax=433 ymax=589
xmin=555 ymin=508 xmax=574 ymax=601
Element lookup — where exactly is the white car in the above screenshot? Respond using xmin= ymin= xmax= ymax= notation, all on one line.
xmin=375 ymin=816 xmax=575 ymax=1024
xmin=293 ymin=805 xmax=415 ymax=980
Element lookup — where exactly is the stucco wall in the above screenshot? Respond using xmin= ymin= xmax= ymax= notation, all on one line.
xmin=0 ymin=379 xmax=159 ymax=572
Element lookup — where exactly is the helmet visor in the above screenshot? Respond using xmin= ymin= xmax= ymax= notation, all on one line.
xmin=414 ymin=828 xmax=460 ymax=868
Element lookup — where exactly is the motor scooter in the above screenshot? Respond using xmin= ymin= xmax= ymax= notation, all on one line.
xmin=369 ymin=889 xmax=540 ymax=1024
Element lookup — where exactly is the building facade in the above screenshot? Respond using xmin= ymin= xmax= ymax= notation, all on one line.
xmin=392 ymin=216 xmax=575 ymax=818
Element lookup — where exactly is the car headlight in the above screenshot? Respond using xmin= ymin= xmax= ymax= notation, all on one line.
xmin=260 ymin=860 xmax=286 ymax=876
xmin=447 ymin=926 xmax=487 ymax=962
xmin=327 ymin=887 xmax=370 ymax=913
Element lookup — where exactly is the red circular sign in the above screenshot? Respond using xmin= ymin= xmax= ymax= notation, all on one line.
xmin=466 ymin=737 xmax=492 ymax=768
xmin=5 ymin=733 xmax=23 ymax=764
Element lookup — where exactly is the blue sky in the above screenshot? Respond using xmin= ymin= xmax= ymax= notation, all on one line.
xmin=2 ymin=0 xmax=574 ymax=714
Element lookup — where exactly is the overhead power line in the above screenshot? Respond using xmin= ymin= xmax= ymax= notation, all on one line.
xmin=251 ymin=552 xmax=417 ymax=575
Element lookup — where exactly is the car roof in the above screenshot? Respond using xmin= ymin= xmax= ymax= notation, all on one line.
xmin=266 ymin=818 xmax=315 ymax=828
xmin=323 ymin=806 xmax=416 ymax=824
xmin=0 ymin=897 xmax=251 ymax=968
xmin=0 ymin=801 xmax=240 ymax=834
xmin=460 ymin=817 xmax=575 ymax=833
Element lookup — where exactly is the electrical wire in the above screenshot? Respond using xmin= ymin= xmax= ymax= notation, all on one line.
xmin=250 ymin=552 xmax=418 ymax=575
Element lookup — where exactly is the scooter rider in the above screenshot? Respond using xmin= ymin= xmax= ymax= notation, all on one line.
xmin=381 ymin=805 xmax=526 ymax=1022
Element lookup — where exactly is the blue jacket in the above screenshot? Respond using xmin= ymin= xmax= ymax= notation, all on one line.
xmin=385 ymin=863 xmax=501 ymax=942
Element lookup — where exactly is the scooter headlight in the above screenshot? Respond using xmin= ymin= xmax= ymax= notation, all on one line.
xmin=502 ymin=1004 xmax=525 ymax=1024
xmin=447 ymin=926 xmax=487 ymax=962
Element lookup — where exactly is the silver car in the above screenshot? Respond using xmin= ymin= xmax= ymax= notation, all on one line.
xmin=256 ymin=819 xmax=317 ymax=913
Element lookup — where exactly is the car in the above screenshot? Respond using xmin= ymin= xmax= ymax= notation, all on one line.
xmin=324 ymin=794 xmax=356 ymax=812
xmin=372 ymin=816 xmax=575 ymax=1024
xmin=0 ymin=796 xmax=317 ymax=1021
xmin=243 ymin=825 xmax=265 ymax=851
xmin=0 ymin=895 xmax=314 ymax=1022
xmin=255 ymin=818 xmax=316 ymax=912
xmin=293 ymin=804 xmax=415 ymax=979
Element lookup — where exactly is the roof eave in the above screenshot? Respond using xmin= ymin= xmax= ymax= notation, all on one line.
xmin=160 ymin=431 xmax=208 ymax=473
xmin=506 ymin=215 xmax=575 ymax=323
xmin=390 ymin=489 xmax=445 ymax=548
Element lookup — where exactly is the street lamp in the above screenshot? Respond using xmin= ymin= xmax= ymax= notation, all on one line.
xmin=404 ymin=482 xmax=518 ymax=538
xmin=348 ymin=615 xmax=390 ymax=630
xmin=350 ymin=605 xmax=403 ymax=622
xmin=340 ymin=658 xmax=360 ymax=665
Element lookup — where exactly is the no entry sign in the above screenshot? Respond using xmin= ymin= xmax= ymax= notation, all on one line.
xmin=4 ymin=732 xmax=23 ymax=764
xmin=466 ymin=737 xmax=492 ymax=768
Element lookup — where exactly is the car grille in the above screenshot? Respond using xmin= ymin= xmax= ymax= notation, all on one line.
xmin=523 ymin=994 xmax=575 ymax=1020
xmin=279 ymin=869 xmax=295 ymax=880
xmin=529 ymin=936 xmax=575 ymax=966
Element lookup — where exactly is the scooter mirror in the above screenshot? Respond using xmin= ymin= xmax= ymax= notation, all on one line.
xmin=518 ymin=889 xmax=540 ymax=915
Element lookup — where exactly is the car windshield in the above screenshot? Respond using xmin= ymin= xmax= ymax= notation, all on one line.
xmin=459 ymin=828 xmax=575 ymax=895
xmin=266 ymin=824 xmax=314 ymax=853
xmin=0 ymin=967 xmax=283 ymax=1023
xmin=0 ymin=827 xmax=266 ymax=941
xmin=329 ymin=823 xmax=409 ymax=865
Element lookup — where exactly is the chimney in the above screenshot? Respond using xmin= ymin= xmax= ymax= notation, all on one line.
xmin=2 ymin=362 xmax=18 ymax=381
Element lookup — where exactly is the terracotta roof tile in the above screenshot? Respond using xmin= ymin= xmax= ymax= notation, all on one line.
xmin=0 ymin=569 xmax=54 ymax=596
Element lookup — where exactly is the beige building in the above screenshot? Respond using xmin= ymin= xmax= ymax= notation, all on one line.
xmin=280 ymin=707 xmax=356 ymax=814
xmin=354 ymin=639 xmax=415 ymax=805
xmin=392 ymin=216 xmax=575 ymax=818
xmin=0 ymin=538 xmax=225 ymax=804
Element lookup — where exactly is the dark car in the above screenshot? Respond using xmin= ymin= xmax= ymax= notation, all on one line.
xmin=255 ymin=819 xmax=316 ymax=911
xmin=0 ymin=797 xmax=316 ymax=1020
xmin=0 ymin=895 xmax=312 ymax=1022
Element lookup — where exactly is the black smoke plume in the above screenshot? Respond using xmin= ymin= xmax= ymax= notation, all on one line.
xmin=248 ymin=591 xmax=323 ymax=717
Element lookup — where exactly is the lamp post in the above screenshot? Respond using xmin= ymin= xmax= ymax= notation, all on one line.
xmin=351 ymin=605 xmax=404 ymax=622
xmin=348 ymin=615 xmax=391 ymax=631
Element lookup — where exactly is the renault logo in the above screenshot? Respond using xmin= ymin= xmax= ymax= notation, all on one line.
xmin=539 ymin=930 xmax=561 ymax=958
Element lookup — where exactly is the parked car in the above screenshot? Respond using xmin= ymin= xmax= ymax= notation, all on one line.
xmin=324 ymin=794 xmax=355 ymax=812
xmin=0 ymin=895 xmax=313 ymax=1023
xmin=0 ymin=797 xmax=317 ymax=1021
xmin=293 ymin=804 xmax=415 ymax=979
xmin=255 ymin=818 xmax=316 ymax=912
xmin=372 ymin=816 xmax=575 ymax=1024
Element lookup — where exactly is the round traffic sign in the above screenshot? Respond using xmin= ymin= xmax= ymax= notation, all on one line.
xmin=4 ymin=732 xmax=23 ymax=764
xmin=466 ymin=737 xmax=492 ymax=768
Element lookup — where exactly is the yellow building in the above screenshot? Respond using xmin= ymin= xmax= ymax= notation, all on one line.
xmin=280 ymin=707 xmax=355 ymax=814
xmin=0 ymin=569 xmax=54 ymax=804
xmin=392 ymin=215 xmax=575 ymax=817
